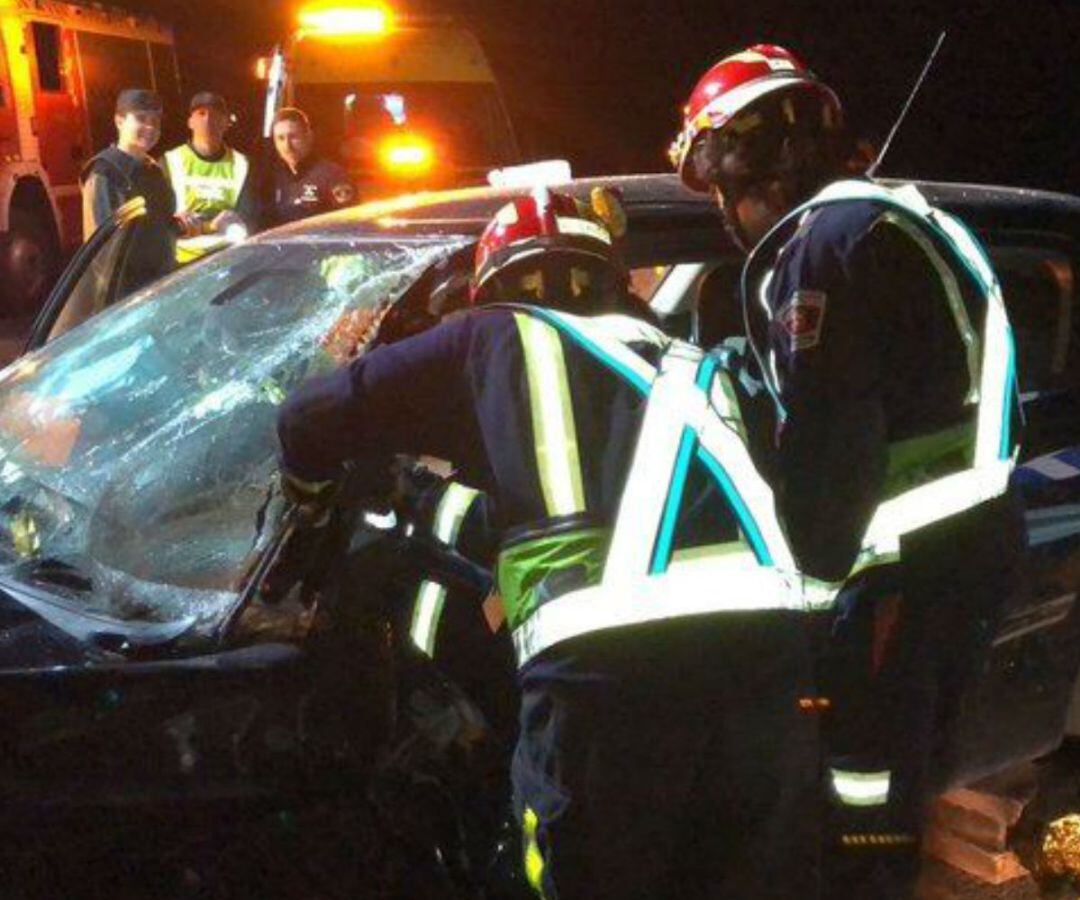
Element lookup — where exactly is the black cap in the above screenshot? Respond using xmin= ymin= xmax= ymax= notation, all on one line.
xmin=115 ymin=88 xmax=162 ymax=116
xmin=189 ymin=92 xmax=228 ymax=114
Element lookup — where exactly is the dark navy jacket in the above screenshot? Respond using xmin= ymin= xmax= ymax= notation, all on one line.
xmin=750 ymin=198 xmax=979 ymax=580
xmin=278 ymin=308 xmax=654 ymax=541
xmin=268 ymin=156 xmax=356 ymax=227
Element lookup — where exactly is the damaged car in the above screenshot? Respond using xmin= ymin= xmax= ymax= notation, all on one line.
xmin=1 ymin=174 xmax=1080 ymax=897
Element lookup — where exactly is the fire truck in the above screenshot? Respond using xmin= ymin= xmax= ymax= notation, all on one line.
xmin=0 ymin=0 xmax=181 ymax=318
xmin=259 ymin=2 xmax=520 ymax=197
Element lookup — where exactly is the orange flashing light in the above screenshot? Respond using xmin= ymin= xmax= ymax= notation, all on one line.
xmin=297 ymin=3 xmax=393 ymax=37
xmin=255 ymin=56 xmax=271 ymax=80
xmin=378 ymin=133 xmax=435 ymax=178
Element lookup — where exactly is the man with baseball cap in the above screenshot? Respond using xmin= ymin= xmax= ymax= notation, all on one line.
xmin=80 ymin=88 xmax=177 ymax=292
xmin=163 ymin=92 xmax=258 ymax=263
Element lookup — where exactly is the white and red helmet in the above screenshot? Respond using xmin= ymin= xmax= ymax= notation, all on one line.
xmin=670 ymin=44 xmax=842 ymax=192
xmin=471 ymin=186 xmax=619 ymax=306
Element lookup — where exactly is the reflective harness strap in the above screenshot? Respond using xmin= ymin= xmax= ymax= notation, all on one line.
xmin=745 ymin=181 xmax=1016 ymax=568
xmin=605 ymin=343 xmax=708 ymax=581
xmin=409 ymin=482 xmax=481 ymax=656
xmin=512 ymin=550 xmax=812 ymax=667
xmin=503 ymin=307 xmax=833 ymax=667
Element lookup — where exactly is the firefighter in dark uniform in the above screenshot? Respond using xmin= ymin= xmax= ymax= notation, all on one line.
xmin=276 ymin=187 xmax=826 ymax=899
xmin=267 ymin=107 xmax=356 ymax=227
xmin=81 ymin=88 xmax=177 ymax=293
xmin=670 ymin=44 xmax=1025 ymax=898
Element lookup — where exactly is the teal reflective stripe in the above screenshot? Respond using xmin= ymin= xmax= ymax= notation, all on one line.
xmin=409 ymin=482 xmax=481 ymax=656
xmin=513 ymin=314 xmax=587 ymax=517
xmin=650 ymin=355 xmax=721 ymax=575
xmin=650 ymin=426 xmax=697 ymax=575
xmin=697 ymin=447 xmax=773 ymax=566
xmin=1001 ymin=332 xmax=1017 ymax=460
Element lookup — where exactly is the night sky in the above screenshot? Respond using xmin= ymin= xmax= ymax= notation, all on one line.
xmin=131 ymin=0 xmax=1080 ymax=193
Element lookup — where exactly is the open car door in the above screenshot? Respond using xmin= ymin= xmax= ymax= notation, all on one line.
xmin=25 ymin=198 xmax=153 ymax=352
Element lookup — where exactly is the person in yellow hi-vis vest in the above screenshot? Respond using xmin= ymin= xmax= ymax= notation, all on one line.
xmin=163 ymin=93 xmax=259 ymax=264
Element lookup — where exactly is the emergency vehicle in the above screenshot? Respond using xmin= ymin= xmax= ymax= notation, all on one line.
xmin=259 ymin=2 xmax=519 ymax=197
xmin=0 ymin=0 xmax=181 ymax=317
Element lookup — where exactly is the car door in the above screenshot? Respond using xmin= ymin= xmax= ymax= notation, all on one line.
xmin=25 ymin=197 xmax=149 ymax=352
xmin=931 ymin=231 xmax=1080 ymax=788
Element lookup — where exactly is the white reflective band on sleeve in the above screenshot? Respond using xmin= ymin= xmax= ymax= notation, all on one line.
xmin=513 ymin=552 xmax=812 ymax=665
xmin=829 ymin=769 xmax=891 ymax=808
xmin=514 ymin=314 xmax=587 ymax=517
xmin=409 ymin=483 xmax=481 ymax=657
xmin=605 ymin=347 xmax=707 ymax=582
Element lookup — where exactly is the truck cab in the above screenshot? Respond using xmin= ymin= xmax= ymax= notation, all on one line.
xmin=0 ymin=0 xmax=180 ymax=345
xmin=260 ymin=3 xmax=519 ymax=199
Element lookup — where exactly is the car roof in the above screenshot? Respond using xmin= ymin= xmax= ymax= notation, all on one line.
xmin=255 ymin=173 xmax=1080 ymax=247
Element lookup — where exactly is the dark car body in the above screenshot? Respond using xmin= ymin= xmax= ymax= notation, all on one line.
xmin=3 ymin=174 xmax=1080 ymax=894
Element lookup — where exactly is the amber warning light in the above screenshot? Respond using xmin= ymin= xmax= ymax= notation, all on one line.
xmin=297 ymin=3 xmax=393 ymax=37
xmin=378 ymin=133 xmax=435 ymax=178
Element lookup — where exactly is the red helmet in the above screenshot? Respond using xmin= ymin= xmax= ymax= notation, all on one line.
xmin=670 ymin=44 xmax=842 ymax=192
xmin=471 ymin=187 xmax=619 ymax=307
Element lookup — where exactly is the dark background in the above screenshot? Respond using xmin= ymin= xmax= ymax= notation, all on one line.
xmin=131 ymin=0 xmax=1080 ymax=193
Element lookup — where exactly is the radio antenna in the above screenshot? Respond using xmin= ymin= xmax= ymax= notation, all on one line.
xmin=866 ymin=30 xmax=947 ymax=179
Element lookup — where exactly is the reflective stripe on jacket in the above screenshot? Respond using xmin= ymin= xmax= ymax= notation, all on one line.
xmin=746 ymin=180 xmax=1017 ymax=574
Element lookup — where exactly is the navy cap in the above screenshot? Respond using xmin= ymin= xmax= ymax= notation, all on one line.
xmin=115 ymin=88 xmax=162 ymax=115
xmin=189 ymin=92 xmax=228 ymax=114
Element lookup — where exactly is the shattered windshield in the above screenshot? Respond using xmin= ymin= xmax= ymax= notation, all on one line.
xmin=0 ymin=235 xmax=467 ymax=640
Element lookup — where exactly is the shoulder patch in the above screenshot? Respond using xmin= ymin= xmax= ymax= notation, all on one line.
xmin=332 ymin=182 xmax=356 ymax=205
xmin=775 ymin=290 xmax=827 ymax=352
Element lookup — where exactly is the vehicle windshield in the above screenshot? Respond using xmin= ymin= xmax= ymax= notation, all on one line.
xmin=295 ymin=82 xmax=516 ymax=174
xmin=0 ymin=235 xmax=468 ymax=638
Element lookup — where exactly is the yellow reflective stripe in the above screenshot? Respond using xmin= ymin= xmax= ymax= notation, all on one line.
xmin=830 ymin=769 xmax=891 ymax=807
xmin=514 ymin=314 xmax=586 ymax=517
xmin=671 ymin=540 xmax=749 ymax=563
xmin=410 ymin=581 xmax=447 ymax=657
xmin=409 ymin=483 xmax=481 ymax=656
xmin=522 ymin=807 xmax=546 ymax=897
xmin=879 ymin=211 xmax=981 ymax=405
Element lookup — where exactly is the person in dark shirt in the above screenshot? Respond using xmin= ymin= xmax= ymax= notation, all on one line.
xmin=80 ymin=89 xmax=177 ymax=293
xmin=266 ymin=107 xmax=356 ymax=227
